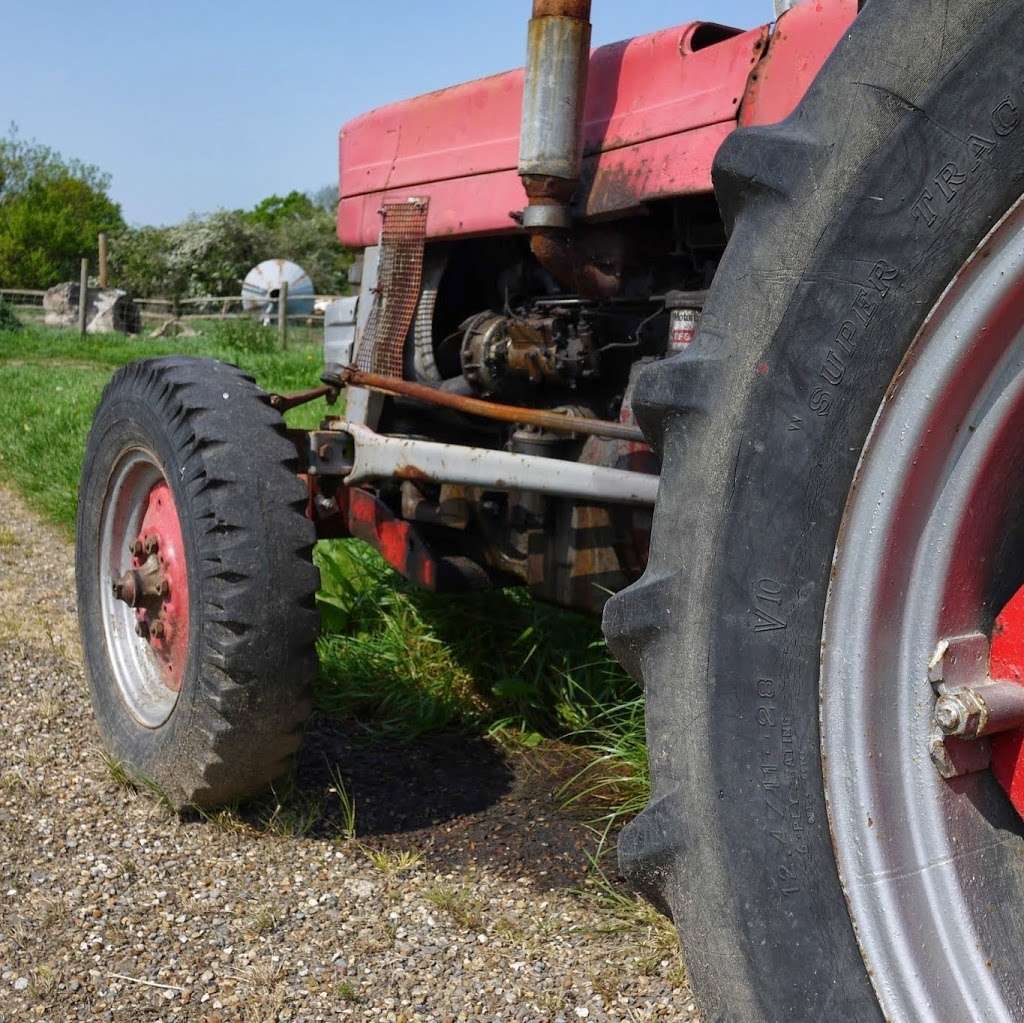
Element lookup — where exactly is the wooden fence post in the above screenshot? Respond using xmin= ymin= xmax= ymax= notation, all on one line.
xmin=78 ymin=258 xmax=89 ymax=338
xmin=98 ymin=232 xmax=109 ymax=288
xmin=278 ymin=280 xmax=289 ymax=350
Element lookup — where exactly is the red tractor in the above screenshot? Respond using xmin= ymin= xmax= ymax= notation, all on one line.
xmin=76 ymin=0 xmax=1024 ymax=1017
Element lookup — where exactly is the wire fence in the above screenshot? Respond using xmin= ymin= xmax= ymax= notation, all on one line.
xmin=0 ymin=288 xmax=339 ymax=348
xmin=0 ymin=289 xmax=46 ymax=321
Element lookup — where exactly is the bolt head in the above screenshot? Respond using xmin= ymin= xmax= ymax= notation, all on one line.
xmin=935 ymin=688 xmax=987 ymax=739
xmin=150 ymin=621 xmax=165 ymax=639
xmin=130 ymin=540 xmax=145 ymax=558
xmin=144 ymin=536 xmax=159 ymax=555
xmin=935 ymin=696 xmax=967 ymax=735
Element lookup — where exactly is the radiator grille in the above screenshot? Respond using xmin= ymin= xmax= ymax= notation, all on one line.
xmin=357 ymin=198 xmax=429 ymax=377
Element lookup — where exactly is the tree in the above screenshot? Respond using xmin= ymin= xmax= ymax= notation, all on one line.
xmin=165 ymin=211 xmax=271 ymax=296
xmin=308 ymin=184 xmax=339 ymax=214
xmin=109 ymin=191 xmax=351 ymax=299
xmin=105 ymin=224 xmax=175 ymax=299
xmin=240 ymin=188 xmax=349 ymax=290
xmin=269 ymin=203 xmax=350 ymax=293
xmin=0 ymin=125 xmax=124 ymax=288
xmin=244 ymin=190 xmax=317 ymax=229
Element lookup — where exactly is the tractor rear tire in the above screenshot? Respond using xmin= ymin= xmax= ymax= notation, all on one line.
xmin=604 ymin=1 xmax=1024 ymax=1019
xmin=76 ymin=357 xmax=319 ymax=808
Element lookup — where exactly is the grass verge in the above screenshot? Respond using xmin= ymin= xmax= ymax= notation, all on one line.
xmin=0 ymin=322 xmax=326 ymax=527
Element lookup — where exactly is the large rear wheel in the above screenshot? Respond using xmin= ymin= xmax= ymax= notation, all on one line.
xmin=604 ymin=1 xmax=1024 ymax=1018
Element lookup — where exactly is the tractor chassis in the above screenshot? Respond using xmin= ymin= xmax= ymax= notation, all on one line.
xmin=284 ymin=409 xmax=658 ymax=603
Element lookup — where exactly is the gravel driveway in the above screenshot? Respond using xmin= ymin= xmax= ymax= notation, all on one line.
xmin=0 ymin=486 xmax=695 ymax=1022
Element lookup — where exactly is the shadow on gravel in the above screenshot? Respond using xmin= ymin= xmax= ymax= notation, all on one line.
xmin=277 ymin=717 xmax=604 ymax=890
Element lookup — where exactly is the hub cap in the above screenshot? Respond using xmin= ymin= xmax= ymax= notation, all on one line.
xmin=822 ymin=196 xmax=1024 ymax=1021
xmin=99 ymin=451 xmax=189 ymax=728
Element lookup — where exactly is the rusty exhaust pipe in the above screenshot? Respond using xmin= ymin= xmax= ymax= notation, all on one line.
xmin=518 ymin=0 xmax=617 ymax=299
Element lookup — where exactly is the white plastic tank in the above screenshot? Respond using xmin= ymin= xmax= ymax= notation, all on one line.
xmin=241 ymin=259 xmax=315 ymax=323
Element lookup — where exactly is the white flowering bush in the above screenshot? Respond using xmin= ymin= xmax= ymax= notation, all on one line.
xmin=110 ymin=191 xmax=350 ymax=299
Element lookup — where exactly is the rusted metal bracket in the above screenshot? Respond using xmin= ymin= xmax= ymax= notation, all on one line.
xmin=303 ymin=430 xmax=356 ymax=477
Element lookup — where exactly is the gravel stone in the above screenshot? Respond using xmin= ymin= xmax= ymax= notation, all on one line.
xmin=0 ymin=485 xmax=696 ymax=1020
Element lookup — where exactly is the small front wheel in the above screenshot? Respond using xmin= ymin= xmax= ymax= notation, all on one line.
xmin=76 ymin=357 xmax=319 ymax=807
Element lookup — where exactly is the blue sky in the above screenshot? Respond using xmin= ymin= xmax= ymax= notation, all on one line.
xmin=2 ymin=1 xmax=770 ymax=225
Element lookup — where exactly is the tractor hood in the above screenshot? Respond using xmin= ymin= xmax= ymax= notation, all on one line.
xmin=338 ymin=3 xmax=857 ymax=248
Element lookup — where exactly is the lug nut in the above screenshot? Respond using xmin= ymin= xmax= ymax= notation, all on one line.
xmin=935 ymin=695 xmax=970 ymax=736
xmin=130 ymin=540 xmax=145 ymax=558
xmin=934 ymin=688 xmax=987 ymax=739
xmin=150 ymin=621 xmax=165 ymax=639
xmin=144 ymin=536 xmax=159 ymax=555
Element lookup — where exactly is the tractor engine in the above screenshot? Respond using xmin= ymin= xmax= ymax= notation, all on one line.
xmin=314 ymin=0 xmax=857 ymax=614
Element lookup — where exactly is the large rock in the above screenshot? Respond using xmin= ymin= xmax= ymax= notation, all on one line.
xmin=43 ymin=282 xmax=140 ymax=334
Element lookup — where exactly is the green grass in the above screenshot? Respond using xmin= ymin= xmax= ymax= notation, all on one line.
xmin=315 ymin=540 xmax=642 ymax=747
xmin=0 ymin=323 xmax=649 ymax=833
xmin=0 ymin=322 xmax=327 ymax=528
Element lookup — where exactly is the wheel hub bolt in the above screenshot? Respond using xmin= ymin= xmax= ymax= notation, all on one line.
xmin=130 ymin=540 xmax=145 ymax=558
xmin=144 ymin=536 xmax=159 ymax=555
xmin=112 ymin=571 xmax=140 ymax=607
xmin=934 ymin=682 xmax=1024 ymax=741
xmin=935 ymin=694 xmax=972 ymax=736
xmin=150 ymin=621 xmax=166 ymax=639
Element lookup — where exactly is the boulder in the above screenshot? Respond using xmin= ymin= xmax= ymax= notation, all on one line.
xmin=43 ymin=282 xmax=140 ymax=334
xmin=87 ymin=288 xmax=141 ymax=334
xmin=42 ymin=282 xmax=78 ymax=327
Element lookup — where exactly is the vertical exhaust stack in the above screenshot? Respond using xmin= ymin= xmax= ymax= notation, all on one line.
xmin=518 ymin=0 xmax=617 ymax=299
xmin=519 ymin=0 xmax=592 ymax=201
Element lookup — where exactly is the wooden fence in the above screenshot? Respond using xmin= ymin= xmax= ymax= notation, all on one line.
xmin=0 ymin=288 xmax=341 ymax=347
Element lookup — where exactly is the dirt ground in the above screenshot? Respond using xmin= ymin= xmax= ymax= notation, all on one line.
xmin=0 ymin=485 xmax=696 ymax=1022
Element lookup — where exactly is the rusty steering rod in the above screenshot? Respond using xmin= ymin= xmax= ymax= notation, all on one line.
xmin=341 ymin=367 xmax=645 ymax=444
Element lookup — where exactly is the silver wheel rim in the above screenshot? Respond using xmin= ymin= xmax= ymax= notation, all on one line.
xmin=823 ymin=195 xmax=1024 ymax=1021
xmin=98 ymin=449 xmax=180 ymax=728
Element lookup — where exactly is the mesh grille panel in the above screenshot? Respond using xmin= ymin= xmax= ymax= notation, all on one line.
xmin=356 ymin=198 xmax=429 ymax=376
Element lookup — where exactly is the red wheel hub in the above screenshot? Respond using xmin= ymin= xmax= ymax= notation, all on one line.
xmin=126 ymin=481 xmax=189 ymax=691
xmin=989 ymin=585 xmax=1024 ymax=812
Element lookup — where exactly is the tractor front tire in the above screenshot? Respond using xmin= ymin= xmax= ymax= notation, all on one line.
xmin=76 ymin=357 xmax=319 ymax=808
xmin=605 ymin=0 xmax=1024 ymax=1019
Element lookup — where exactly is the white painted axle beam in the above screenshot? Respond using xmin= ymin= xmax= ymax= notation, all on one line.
xmin=342 ymin=423 xmax=660 ymax=506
